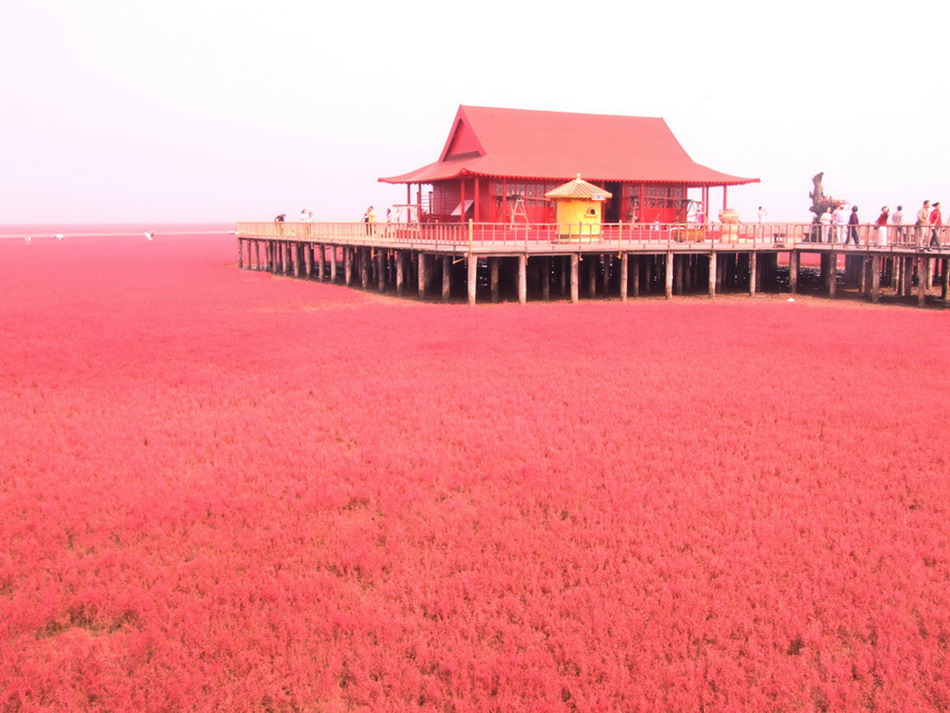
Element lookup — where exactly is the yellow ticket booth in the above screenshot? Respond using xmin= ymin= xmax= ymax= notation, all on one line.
xmin=546 ymin=175 xmax=613 ymax=239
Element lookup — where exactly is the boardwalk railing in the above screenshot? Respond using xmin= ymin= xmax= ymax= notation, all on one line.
xmin=237 ymin=221 xmax=950 ymax=252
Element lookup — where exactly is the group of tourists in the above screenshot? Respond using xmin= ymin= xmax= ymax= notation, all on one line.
xmin=812 ymin=199 xmax=942 ymax=248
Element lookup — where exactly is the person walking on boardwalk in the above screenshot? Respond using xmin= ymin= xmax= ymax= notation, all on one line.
xmin=916 ymin=200 xmax=931 ymax=247
xmin=875 ymin=207 xmax=890 ymax=246
xmin=892 ymin=205 xmax=905 ymax=244
xmin=928 ymin=202 xmax=942 ymax=248
xmin=847 ymin=206 xmax=861 ymax=247
xmin=363 ymin=206 xmax=376 ymax=236
xmin=820 ymin=208 xmax=833 ymax=242
xmin=834 ymin=204 xmax=847 ymax=244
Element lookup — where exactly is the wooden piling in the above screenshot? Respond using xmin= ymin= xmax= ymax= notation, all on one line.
xmin=442 ymin=256 xmax=452 ymax=302
xmin=620 ymin=253 xmax=628 ymax=302
xmin=665 ymin=253 xmax=674 ymax=299
xmin=902 ymin=256 xmax=913 ymax=297
xmin=570 ymin=254 xmax=579 ymax=304
xmin=789 ymin=250 xmax=799 ymax=293
xmin=467 ymin=254 xmax=477 ymax=306
xmin=518 ymin=255 xmax=527 ymax=305
xmin=490 ymin=258 xmax=499 ymax=303
xmin=418 ymin=253 xmax=427 ymax=298
xmin=825 ymin=253 xmax=836 ymax=298
xmin=359 ymin=249 xmax=369 ymax=289
xmin=870 ymin=254 xmax=881 ymax=303
xmin=395 ymin=252 xmax=404 ymax=295
xmin=304 ymin=243 xmax=313 ymax=278
xmin=918 ymin=256 xmax=929 ymax=306
xmin=708 ymin=252 xmax=717 ymax=298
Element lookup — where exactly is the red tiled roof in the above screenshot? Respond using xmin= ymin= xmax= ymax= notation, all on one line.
xmin=379 ymin=105 xmax=758 ymax=187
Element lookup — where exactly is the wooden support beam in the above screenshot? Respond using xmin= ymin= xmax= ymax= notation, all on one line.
xmin=542 ymin=257 xmax=551 ymax=301
xmin=870 ymin=254 xmax=881 ymax=303
xmin=360 ymin=249 xmax=369 ymax=289
xmin=789 ymin=251 xmax=799 ymax=293
xmin=304 ymin=243 xmax=313 ymax=278
xmin=631 ymin=255 xmax=640 ymax=297
xmin=941 ymin=257 xmax=949 ymax=300
xmin=588 ymin=255 xmax=597 ymax=297
xmin=237 ymin=238 xmax=245 ymax=269
xmin=826 ymin=252 xmax=836 ymax=298
xmin=418 ymin=253 xmax=427 ymax=298
xmin=601 ymin=255 xmax=610 ymax=294
xmin=395 ymin=251 xmax=404 ymax=296
xmin=620 ymin=253 xmax=628 ymax=302
xmin=749 ymin=251 xmax=757 ymax=296
xmin=467 ymin=254 xmax=477 ymax=306
xmin=674 ymin=254 xmax=684 ymax=295
xmin=570 ymin=254 xmax=579 ymax=303
xmin=329 ymin=246 xmax=337 ymax=282
xmin=902 ymin=256 xmax=913 ymax=297
xmin=665 ymin=252 xmax=674 ymax=299
xmin=344 ymin=247 xmax=352 ymax=286
xmin=708 ymin=252 xmax=717 ymax=298
xmin=490 ymin=258 xmax=499 ymax=303
xmin=442 ymin=256 xmax=452 ymax=302
xmin=918 ymin=256 xmax=929 ymax=307
xmin=317 ymin=244 xmax=325 ymax=281
xmin=377 ymin=250 xmax=385 ymax=292
xmin=518 ymin=254 xmax=527 ymax=305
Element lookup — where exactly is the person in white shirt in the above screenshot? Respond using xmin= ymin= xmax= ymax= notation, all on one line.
xmin=834 ymin=206 xmax=848 ymax=244
xmin=819 ymin=208 xmax=833 ymax=242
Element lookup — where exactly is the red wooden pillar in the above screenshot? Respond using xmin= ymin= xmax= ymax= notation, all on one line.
xmin=474 ymin=178 xmax=480 ymax=222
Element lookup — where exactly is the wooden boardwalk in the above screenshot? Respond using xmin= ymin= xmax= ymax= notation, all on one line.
xmin=236 ymin=221 xmax=950 ymax=307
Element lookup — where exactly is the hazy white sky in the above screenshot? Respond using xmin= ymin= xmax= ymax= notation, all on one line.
xmin=2 ymin=0 xmax=948 ymax=224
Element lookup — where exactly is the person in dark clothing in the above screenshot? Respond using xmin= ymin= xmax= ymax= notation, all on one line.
xmin=847 ymin=206 xmax=861 ymax=247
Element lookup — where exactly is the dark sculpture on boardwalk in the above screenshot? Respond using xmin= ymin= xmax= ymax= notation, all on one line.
xmin=809 ymin=172 xmax=847 ymax=219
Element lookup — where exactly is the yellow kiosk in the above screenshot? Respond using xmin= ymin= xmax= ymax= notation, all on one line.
xmin=545 ymin=175 xmax=612 ymax=240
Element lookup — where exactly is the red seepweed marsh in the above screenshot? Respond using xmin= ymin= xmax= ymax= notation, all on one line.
xmin=1 ymin=228 xmax=947 ymax=712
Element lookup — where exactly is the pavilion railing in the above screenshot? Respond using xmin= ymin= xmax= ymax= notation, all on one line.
xmin=236 ymin=221 xmax=950 ymax=252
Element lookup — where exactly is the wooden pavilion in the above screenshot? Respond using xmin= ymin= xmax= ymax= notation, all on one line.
xmin=379 ymin=105 xmax=759 ymax=225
